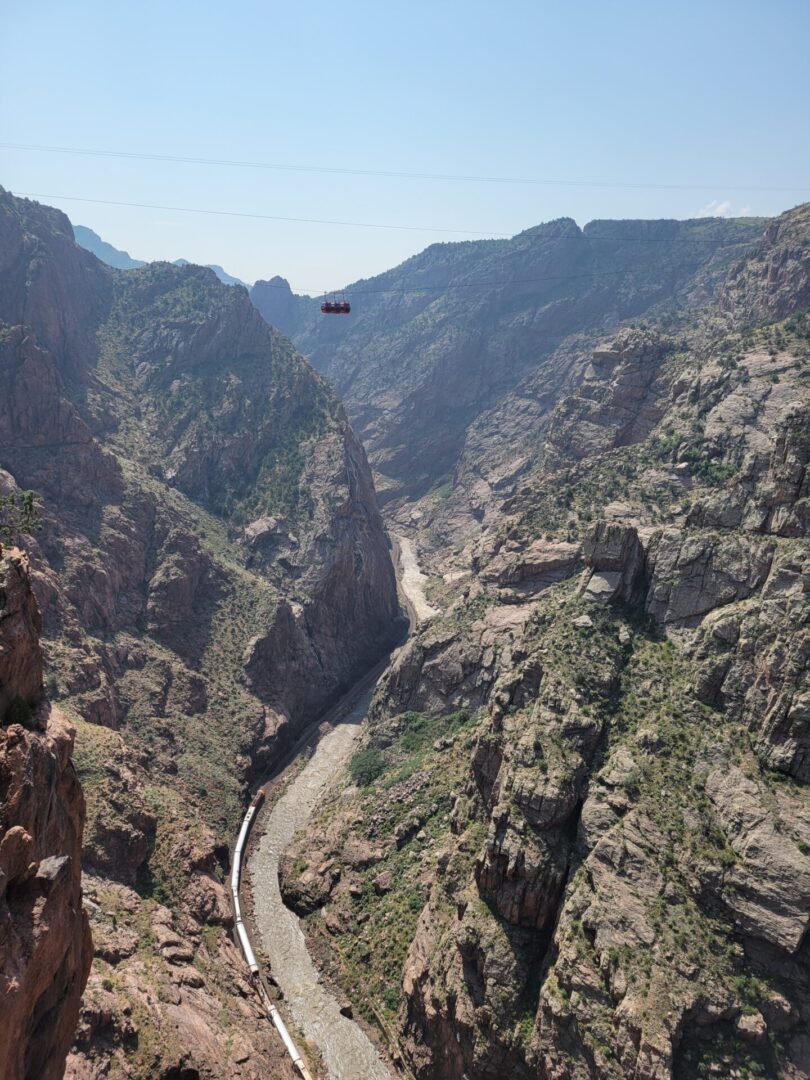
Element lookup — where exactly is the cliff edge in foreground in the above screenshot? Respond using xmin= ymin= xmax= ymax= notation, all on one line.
xmin=0 ymin=548 xmax=92 ymax=1080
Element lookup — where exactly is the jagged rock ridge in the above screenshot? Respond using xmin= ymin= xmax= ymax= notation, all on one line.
xmin=251 ymin=215 xmax=765 ymax=506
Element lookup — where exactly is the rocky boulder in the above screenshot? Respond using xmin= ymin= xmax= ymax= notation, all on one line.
xmin=580 ymin=521 xmax=646 ymax=604
xmin=481 ymin=538 xmax=580 ymax=591
xmin=704 ymin=764 xmax=810 ymax=952
xmin=646 ymin=529 xmax=775 ymax=626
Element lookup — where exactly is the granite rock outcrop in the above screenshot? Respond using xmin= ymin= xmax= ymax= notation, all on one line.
xmin=278 ymin=204 xmax=810 ymax=1080
xmin=252 ymin=218 xmax=763 ymax=507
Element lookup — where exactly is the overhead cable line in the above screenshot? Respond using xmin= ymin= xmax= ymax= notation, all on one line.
xmin=16 ymin=190 xmax=763 ymax=245
xmin=15 ymin=191 xmax=505 ymax=237
xmin=3 ymin=140 xmax=808 ymax=193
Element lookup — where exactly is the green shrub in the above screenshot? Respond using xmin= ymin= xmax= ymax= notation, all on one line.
xmin=349 ymin=747 xmax=386 ymax=787
xmin=400 ymin=708 xmax=472 ymax=754
xmin=718 ymin=846 xmax=737 ymax=868
xmin=0 ymin=490 xmax=41 ymax=546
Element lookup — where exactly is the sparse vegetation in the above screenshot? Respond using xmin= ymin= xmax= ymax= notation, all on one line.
xmin=0 ymin=490 xmax=40 ymax=548
xmin=349 ymin=746 xmax=387 ymax=787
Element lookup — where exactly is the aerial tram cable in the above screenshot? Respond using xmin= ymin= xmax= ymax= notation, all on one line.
xmin=3 ymin=141 xmax=807 ymax=194
xmin=14 ymin=186 xmax=754 ymax=294
xmin=15 ymin=190 xmax=772 ymax=245
xmin=15 ymin=190 xmax=506 ymax=238
xmin=10 ymin=190 xmax=771 ymax=315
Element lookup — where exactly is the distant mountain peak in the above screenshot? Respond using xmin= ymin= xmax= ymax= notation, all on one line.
xmin=73 ymin=224 xmax=145 ymax=270
xmin=72 ymin=225 xmax=247 ymax=286
xmin=204 ymin=263 xmax=246 ymax=288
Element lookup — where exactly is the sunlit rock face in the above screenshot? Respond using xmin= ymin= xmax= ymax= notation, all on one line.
xmin=0 ymin=549 xmax=92 ymax=1080
xmin=252 ymin=215 xmax=764 ymax=507
xmin=275 ymin=204 xmax=810 ymax=1080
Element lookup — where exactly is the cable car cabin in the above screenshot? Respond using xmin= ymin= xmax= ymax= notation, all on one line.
xmin=320 ymin=300 xmax=351 ymax=314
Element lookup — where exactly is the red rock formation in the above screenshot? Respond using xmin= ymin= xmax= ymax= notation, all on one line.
xmin=0 ymin=550 xmax=92 ymax=1080
xmin=0 ymin=549 xmax=43 ymax=720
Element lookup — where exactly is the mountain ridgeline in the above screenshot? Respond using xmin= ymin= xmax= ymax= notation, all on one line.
xmin=72 ymin=223 xmax=247 ymax=286
xmin=0 ymin=187 xmax=399 ymax=1078
xmin=251 ymin=215 xmax=765 ymax=506
xmin=1 ymin=185 xmax=808 ymax=1080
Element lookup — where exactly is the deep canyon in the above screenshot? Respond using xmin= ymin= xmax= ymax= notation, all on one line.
xmin=1 ymin=190 xmax=808 ymax=1080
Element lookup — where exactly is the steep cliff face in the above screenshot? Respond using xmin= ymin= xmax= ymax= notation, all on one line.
xmin=439 ymin=203 xmax=810 ymax=549
xmin=244 ymin=421 xmax=406 ymax=715
xmin=279 ymin=204 xmax=809 ymax=1079
xmin=0 ymin=188 xmax=399 ymax=1077
xmin=0 ymin=184 xmax=398 ymax=751
xmin=0 ymin=549 xmax=92 ymax=1080
xmin=252 ymin=216 xmax=763 ymax=505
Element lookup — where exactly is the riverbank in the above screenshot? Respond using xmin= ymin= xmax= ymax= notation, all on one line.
xmin=249 ymin=683 xmax=393 ymax=1080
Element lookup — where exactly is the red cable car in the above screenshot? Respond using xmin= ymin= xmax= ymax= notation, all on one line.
xmin=320 ymin=297 xmax=351 ymax=314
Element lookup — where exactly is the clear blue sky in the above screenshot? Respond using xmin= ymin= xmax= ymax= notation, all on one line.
xmin=2 ymin=1 xmax=809 ymax=290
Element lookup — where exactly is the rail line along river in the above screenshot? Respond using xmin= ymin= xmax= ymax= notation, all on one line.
xmin=248 ymin=534 xmax=434 ymax=1079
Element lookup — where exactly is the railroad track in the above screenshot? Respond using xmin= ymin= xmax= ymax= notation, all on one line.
xmin=229 ymin=534 xmax=426 ymax=1078
xmin=231 ymin=786 xmax=314 ymax=1080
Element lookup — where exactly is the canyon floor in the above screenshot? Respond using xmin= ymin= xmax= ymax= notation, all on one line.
xmin=246 ymin=534 xmax=438 ymax=1080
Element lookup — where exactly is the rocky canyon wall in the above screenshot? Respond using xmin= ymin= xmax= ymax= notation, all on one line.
xmin=0 ymin=549 xmax=92 ymax=1080
xmin=0 ymin=187 xmax=399 ymax=1078
xmin=277 ymin=204 xmax=810 ymax=1079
